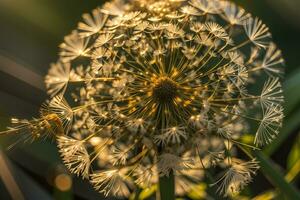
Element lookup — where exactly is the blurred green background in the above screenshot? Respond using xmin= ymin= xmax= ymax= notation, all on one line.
xmin=0 ymin=0 xmax=299 ymax=199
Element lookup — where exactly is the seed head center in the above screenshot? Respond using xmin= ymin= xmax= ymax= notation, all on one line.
xmin=152 ymin=77 xmax=178 ymax=103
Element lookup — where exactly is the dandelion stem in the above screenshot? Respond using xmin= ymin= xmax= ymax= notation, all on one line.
xmin=158 ymin=171 xmax=175 ymax=200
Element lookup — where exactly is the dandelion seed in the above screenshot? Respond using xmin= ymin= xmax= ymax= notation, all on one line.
xmin=255 ymin=105 xmax=284 ymax=146
xmin=78 ymin=8 xmax=108 ymax=37
xmin=189 ymin=0 xmax=221 ymax=14
xmin=91 ymin=47 xmax=112 ymax=59
xmin=190 ymin=22 xmax=205 ymax=33
xmin=212 ymin=159 xmax=259 ymax=197
xmin=225 ymin=51 xmax=245 ymax=66
xmin=59 ymin=32 xmax=90 ymax=62
xmin=110 ymin=145 xmax=129 ymax=165
xmin=166 ymin=23 xmax=185 ymax=39
xmin=95 ymin=33 xmax=114 ymax=47
xmin=122 ymin=11 xmax=145 ymax=22
xmin=134 ymin=21 xmax=149 ymax=33
xmin=195 ymin=32 xmax=214 ymax=46
xmin=45 ymin=63 xmax=82 ymax=97
xmin=155 ymin=126 xmax=187 ymax=145
xmin=180 ymin=5 xmax=200 ymax=16
xmin=221 ymin=1 xmax=251 ymax=25
xmin=57 ymin=136 xmax=90 ymax=178
xmin=164 ymin=126 xmax=187 ymax=144
xmin=260 ymin=78 xmax=284 ymax=108
xmin=147 ymin=22 xmax=166 ymax=31
xmin=134 ymin=165 xmax=157 ymax=188
xmin=101 ymin=0 xmax=126 ymax=16
xmin=205 ymin=22 xmax=229 ymax=41
xmin=90 ymin=169 xmax=131 ymax=197
xmin=244 ymin=18 xmax=271 ymax=48
xmin=127 ymin=118 xmax=147 ymax=134
xmin=217 ymin=124 xmax=233 ymax=139
xmin=45 ymin=62 xmax=71 ymax=97
xmin=261 ymin=43 xmax=284 ymax=75
xmin=154 ymin=134 xmax=168 ymax=146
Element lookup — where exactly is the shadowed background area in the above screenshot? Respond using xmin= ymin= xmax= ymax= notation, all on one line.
xmin=0 ymin=0 xmax=299 ymax=199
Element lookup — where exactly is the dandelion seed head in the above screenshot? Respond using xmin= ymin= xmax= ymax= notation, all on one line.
xmin=1 ymin=0 xmax=285 ymax=197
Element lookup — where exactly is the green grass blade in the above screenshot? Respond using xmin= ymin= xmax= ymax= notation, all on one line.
xmin=254 ymin=151 xmax=300 ymax=199
xmin=159 ymin=172 xmax=175 ymax=200
xmin=283 ymin=68 xmax=300 ymax=116
xmin=287 ymin=134 xmax=300 ymax=170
